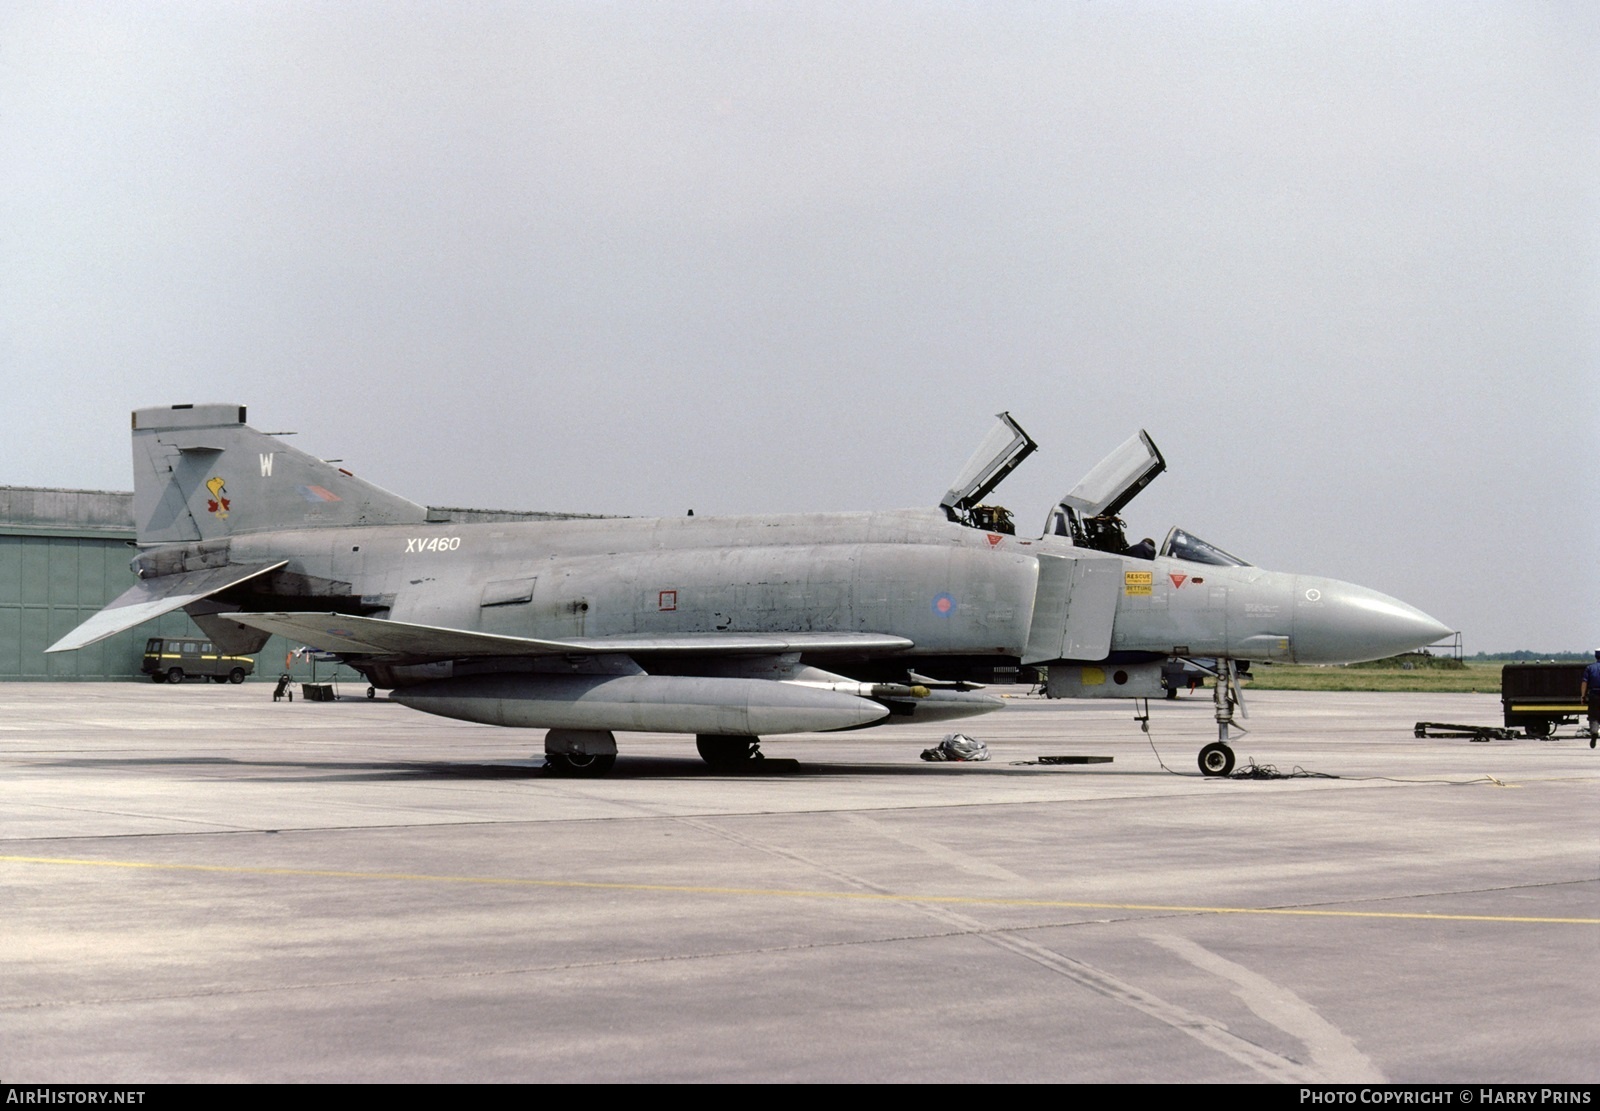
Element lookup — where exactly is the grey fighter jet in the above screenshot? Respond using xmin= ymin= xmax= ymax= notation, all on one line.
xmin=49 ymin=405 xmax=1451 ymax=776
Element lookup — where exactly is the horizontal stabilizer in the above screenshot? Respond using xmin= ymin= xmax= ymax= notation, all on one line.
xmin=227 ymin=612 xmax=914 ymax=661
xmin=46 ymin=561 xmax=289 ymax=653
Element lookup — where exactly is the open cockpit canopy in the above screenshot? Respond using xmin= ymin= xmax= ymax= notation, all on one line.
xmin=939 ymin=411 xmax=1038 ymax=533
xmin=1057 ymin=430 xmax=1165 ymax=519
xmin=1044 ymin=430 xmax=1166 ymax=552
xmin=939 ymin=420 xmax=1251 ymax=565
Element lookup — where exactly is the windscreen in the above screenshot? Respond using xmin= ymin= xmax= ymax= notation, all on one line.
xmin=1160 ymin=528 xmax=1252 ymax=567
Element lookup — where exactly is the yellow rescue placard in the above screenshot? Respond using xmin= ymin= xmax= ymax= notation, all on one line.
xmin=1124 ymin=571 xmax=1153 ymax=596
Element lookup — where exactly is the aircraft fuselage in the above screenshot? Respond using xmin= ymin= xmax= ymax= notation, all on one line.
xmin=51 ymin=404 xmax=1453 ymax=776
xmin=209 ymin=507 xmax=1442 ymax=679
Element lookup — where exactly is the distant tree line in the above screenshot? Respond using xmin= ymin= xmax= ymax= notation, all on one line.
xmin=1335 ymin=650 xmax=1587 ymax=670
xmin=1469 ymin=651 xmax=1591 ymax=662
xmin=1347 ymin=651 xmax=1465 ymax=670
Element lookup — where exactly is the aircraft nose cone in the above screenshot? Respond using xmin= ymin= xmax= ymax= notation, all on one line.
xmin=1292 ymin=577 xmax=1452 ymax=664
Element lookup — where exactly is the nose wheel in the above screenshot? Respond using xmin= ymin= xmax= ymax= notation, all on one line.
xmin=1198 ymin=742 xmax=1235 ymax=777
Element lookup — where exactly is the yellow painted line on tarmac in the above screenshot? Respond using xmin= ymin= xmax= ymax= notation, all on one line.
xmin=4 ymin=854 xmax=1594 ymax=925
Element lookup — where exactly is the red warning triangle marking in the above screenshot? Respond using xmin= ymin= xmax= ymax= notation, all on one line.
xmin=986 ymin=533 xmax=1003 ymax=547
xmin=1170 ymin=573 xmax=1188 ymax=588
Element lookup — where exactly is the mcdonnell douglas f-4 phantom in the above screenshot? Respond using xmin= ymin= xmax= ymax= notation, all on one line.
xmin=49 ymin=405 xmax=1450 ymax=776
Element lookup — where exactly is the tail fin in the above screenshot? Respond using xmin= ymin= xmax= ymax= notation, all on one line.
xmin=132 ymin=403 xmax=426 ymax=545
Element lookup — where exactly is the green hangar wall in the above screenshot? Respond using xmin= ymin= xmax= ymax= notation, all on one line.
xmin=0 ymin=487 xmax=297 ymax=681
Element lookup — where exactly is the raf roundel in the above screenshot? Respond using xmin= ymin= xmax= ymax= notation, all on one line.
xmin=931 ymin=592 xmax=958 ymax=618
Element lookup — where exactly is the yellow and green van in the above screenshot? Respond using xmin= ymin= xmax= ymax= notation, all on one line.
xmin=142 ymin=638 xmax=255 ymax=684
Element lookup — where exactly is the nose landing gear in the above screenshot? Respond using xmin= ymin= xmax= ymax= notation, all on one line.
xmin=1198 ymin=659 xmax=1245 ymax=777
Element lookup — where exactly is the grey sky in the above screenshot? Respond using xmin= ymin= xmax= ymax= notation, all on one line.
xmin=2 ymin=2 xmax=1595 ymax=651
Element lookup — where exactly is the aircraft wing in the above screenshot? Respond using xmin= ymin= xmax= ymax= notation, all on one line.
xmin=567 ymin=631 xmax=915 ymax=656
xmin=45 ymin=561 xmax=290 ymax=653
xmin=228 ymin=612 xmax=914 ymax=661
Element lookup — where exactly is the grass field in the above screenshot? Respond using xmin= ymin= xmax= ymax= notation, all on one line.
xmin=1244 ymin=661 xmax=1504 ymax=693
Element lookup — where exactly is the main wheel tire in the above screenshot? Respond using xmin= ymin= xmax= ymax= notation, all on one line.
xmin=696 ymin=735 xmax=762 ymax=769
xmin=229 ymin=669 xmax=246 ymax=684
xmin=1523 ymin=720 xmax=1552 ymax=738
xmin=166 ymin=667 xmax=184 ymax=684
xmin=545 ymin=752 xmax=616 ymax=777
xmin=1198 ymin=742 xmax=1235 ymax=777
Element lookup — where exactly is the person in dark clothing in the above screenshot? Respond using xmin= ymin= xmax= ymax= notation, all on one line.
xmin=1582 ymin=651 xmax=1600 ymax=748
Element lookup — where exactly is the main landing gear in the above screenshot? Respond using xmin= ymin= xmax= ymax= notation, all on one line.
xmin=545 ymin=751 xmax=616 ymax=776
xmin=543 ymin=728 xmax=618 ymax=777
xmin=696 ymin=735 xmax=764 ymax=770
xmin=535 ymin=731 xmax=772 ymax=776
